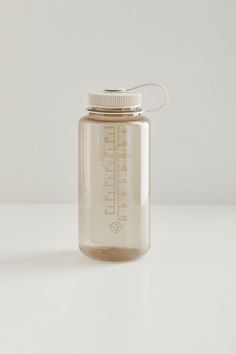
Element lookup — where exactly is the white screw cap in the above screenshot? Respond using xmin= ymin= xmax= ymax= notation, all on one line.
xmin=88 ymin=89 xmax=142 ymax=109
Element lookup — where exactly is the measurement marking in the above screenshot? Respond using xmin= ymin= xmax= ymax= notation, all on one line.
xmin=118 ymin=141 xmax=127 ymax=147
xmin=105 ymin=197 xmax=115 ymax=202
xmin=104 ymin=126 xmax=116 ymax=216
xmin=113 ymin=126 xmax=116 ymax=215
xmin=119 ymin=203 xmax=127 ymax=208
xmin=117 ymin=126 xmax=128 ymax=221
xmin=104 ymin=125 xmax=128 ymax=222
xmin=119 ymin=165 xmax=127 ymax=171
xmin=105 ymin=211 xmax=114 ymax=214
xmin=117 ymin=126 xmax=120 ymax=220
xmin=119 ymin=215 xmax=127 ymax=221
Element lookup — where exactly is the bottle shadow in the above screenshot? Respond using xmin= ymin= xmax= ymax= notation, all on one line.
xmin=0 ymin=250 xmax=107 ymax=271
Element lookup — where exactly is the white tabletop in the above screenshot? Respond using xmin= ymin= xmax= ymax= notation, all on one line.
xmin=0 ymin=204 xmax=235 ymax=354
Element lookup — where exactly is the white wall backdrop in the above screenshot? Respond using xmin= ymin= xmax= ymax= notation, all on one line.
xmin=0 ymin=0 xmax=235 ymax=203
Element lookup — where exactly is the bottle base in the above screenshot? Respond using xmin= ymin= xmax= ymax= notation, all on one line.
xmin=80 ymin=245 xmax=147 ymax=261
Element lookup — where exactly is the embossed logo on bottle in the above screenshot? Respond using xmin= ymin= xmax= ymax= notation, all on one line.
xmin=109 ymin=221 xmax=123 ymax=233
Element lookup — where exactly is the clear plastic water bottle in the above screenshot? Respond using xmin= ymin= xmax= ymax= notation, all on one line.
xmin=79 ymin=83 xmax=168 ymax=261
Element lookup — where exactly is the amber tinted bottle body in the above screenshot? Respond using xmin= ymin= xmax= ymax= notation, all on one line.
xmin=79 ymin=113 xmax=150 ymax=261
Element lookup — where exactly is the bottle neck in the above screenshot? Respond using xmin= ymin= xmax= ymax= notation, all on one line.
xmin=87 ymin=107 xmax=143 ymax=122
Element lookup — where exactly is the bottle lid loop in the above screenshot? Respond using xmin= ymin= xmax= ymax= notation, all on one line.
xmin=126 ymin=82 xmax=169 ymax=113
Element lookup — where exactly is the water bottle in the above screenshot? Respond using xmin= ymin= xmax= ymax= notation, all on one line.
xmin=79 ymin=83 xmax=168 ymax=261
